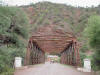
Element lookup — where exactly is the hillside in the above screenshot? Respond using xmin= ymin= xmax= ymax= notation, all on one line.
xmin=22 ymin=2 xmax=100 ymax=37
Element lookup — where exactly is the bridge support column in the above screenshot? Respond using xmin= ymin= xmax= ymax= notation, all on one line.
xmin=73 ymin=42 xmax=81 ymax=66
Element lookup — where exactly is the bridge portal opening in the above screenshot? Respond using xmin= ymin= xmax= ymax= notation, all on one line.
xmin=25 ymin=25 xmax=81 ymax=66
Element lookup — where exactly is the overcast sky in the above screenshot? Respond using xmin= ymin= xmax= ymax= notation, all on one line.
xmin=2 ymin=0 xmax=100 ymax=7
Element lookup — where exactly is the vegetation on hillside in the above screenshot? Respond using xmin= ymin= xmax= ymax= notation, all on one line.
xmin=22 ymin=2 xmax=97 ymax=36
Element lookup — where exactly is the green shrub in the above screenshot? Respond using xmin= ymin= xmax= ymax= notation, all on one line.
xmin=84 ymin=15 xmax=100 ymax=70
xmin=0 ymin=46 xmax=26 ymax=74
xmin=0 ymin=68 xmax=14 ymax=75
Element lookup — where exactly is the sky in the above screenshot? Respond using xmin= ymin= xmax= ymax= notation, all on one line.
xmin=2 ymin=0 xmax=100 ymax=7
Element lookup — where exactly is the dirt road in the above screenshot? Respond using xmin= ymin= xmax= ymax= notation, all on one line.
xmin=14 ymin=62 xmax=94 ymax=75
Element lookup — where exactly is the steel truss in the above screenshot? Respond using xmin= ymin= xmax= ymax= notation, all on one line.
xmin=25 ymin=38 xmax=81 ymax=67
xmin=25 ymin=39 xmax=45 ymax=65
xmin=60 ymin=41 xmax=81 ymax=66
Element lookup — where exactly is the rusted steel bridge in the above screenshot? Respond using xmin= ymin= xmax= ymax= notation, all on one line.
xmin=25 ymin=25 xmax=81 ymax=66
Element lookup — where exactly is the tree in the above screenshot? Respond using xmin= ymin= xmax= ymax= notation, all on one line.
xmin=0 ymin=6 xmax=29 ymax=74
xmin=0 ymin=6 xmax=29 ymax=47
xmin=84 ymin=15 xmax=100 ymax=70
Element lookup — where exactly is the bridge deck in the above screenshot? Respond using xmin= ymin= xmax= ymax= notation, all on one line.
xmin=15 ymin=63 xmax=93 ymax=75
